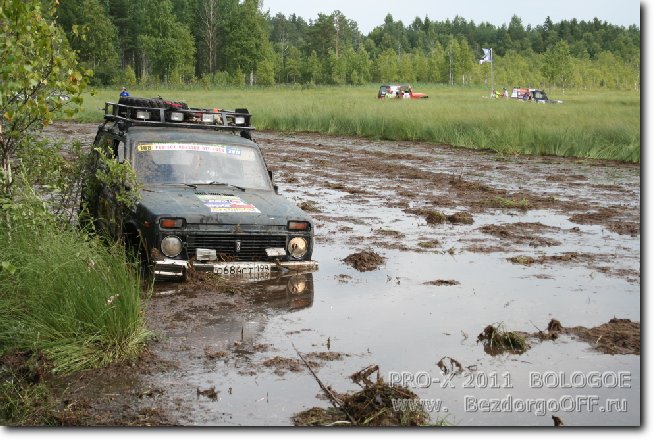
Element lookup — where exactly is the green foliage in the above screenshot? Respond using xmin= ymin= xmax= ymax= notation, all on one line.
xmin=94 ymin=146 xmax=140 ymax=211
xmin=542 ymin=40 xmax=574 ymax=89
xmin=224 ymin=0 xmax=271 ymax=79
xmin=17 ymin=138 xmax=88 ymax=224
xmin=56 ymin=0 xmax=120 ymax=85
xmin=0 ymin=0 xmax=89 ymax=193
xmin=0 ymin=185 xmax=151 ymax=373
xmin=0 ymin=371 xmax=55 ymax=426
xmin=115 ymin=65 xmax=138 ymax=88
xmin=488 ymin=197 xmax=531 ymax=210
xmin=0 ymin=0 xmax=149 ymax=386
xmin=51 ymin=1 xmax=639 ymax=89
xmin=135 ymin=0 xmax=196 ymax=83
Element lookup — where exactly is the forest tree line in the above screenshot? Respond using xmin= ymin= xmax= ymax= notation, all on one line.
xmin=54 ymin=0 xmax=641 ymax=90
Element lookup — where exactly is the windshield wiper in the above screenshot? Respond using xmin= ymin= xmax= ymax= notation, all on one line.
xmin=184 ymin=181 xmax=246 ymax=191
xmin=207 ymin=181 xmax=246 ymax=191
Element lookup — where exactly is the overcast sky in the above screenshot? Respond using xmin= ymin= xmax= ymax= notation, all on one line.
xmin=261 ymin=0 xmax=641 ymax=34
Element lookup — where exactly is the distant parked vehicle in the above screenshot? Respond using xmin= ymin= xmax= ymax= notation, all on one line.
xmin=378 ymin=84 xmax=428 ymax=99
xmin=510 ymin=87 xmax=562 ymax=103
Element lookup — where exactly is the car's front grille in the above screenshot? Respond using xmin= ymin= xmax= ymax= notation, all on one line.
xmin=186 ymin=234 xmax=287 ymax=261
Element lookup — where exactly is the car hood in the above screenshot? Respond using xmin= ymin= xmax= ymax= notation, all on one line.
xmin=137 ymin=185 xmax=312 ymax=226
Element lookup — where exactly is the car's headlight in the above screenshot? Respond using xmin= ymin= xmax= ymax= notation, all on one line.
xmin=161 ymin=235 xmax=183 ymax=258
xmin=288 ymin=237 xmax=308 ymax=259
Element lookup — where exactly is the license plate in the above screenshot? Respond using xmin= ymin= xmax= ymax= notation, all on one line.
xmin=212 ymin=262 xmax=273 ymax=276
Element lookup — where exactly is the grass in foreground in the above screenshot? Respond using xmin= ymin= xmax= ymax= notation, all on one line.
xmin=0 ymin=195 xmax=151 ymax=375
xmin=76 ymin=85 xmax=640 ymax=162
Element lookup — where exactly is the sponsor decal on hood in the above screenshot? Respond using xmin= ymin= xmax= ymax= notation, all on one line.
xmin=197 ymin=194 xmax=260 ymax=213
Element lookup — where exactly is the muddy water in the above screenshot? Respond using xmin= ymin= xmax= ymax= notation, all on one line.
xmin=142 ymin=131 xmax=640 ymax=426
xmin=46 ymin=123 xmax=640 ymax=426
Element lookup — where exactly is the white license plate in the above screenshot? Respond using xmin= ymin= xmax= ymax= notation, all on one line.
xmin=212 ymin=262 xmax=273 ymax=276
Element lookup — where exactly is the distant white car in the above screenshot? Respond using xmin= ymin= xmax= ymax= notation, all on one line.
xmin=12 ymin=91 xmax=70 ymax=103
xmin=510 ymin=87 xmax=562 ymax=103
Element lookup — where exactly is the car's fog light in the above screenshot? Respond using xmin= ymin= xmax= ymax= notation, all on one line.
xmin=288 ymin=237 xmax=308 ymax=259
xmin=161 ymin=235 xmax=183 ymax=258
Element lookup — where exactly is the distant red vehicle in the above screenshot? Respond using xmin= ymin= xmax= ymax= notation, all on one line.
xmin=378 ymin=84 xmax=428 ymax=99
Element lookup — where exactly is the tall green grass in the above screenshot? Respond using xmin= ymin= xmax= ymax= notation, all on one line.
xmin=76 ymin=85 xmax=640 ymax=162
xmin=0 ymin=196 xmax=151 ymax=374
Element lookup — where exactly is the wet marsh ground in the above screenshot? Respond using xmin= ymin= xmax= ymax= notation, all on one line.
xmin=41 ymin=122 xmax=640 ymax=426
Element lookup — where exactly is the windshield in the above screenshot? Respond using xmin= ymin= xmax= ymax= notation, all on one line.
xmin=532 ymin=90 xmax=548 ymax=100
xmin=133 ymin=142 xmax=271 ymax=190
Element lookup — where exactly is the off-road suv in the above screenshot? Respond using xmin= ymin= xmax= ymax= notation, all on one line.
xmin=83 ymin=96 xmax=318 ymax=281
xmin=510 ymin=87 xmax=562 ymax=103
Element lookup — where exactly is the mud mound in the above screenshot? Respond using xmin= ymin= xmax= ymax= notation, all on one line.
xmin=343 ymin=251 xmax=385 ymax=272
xmin=569 ymin=207 xmax=618 ymax=225
xmin=298 ymin=200 xmax=320 ymax=212
xmin=404 ymin=208 xmax=473 ymax=225
xmin=507 ymin=252 xmax=588 ymax=266
xmin=447 ymin=211 xmax=474 ymax=225
xmin=564 ymin=318 xmax=640 ymax=355
xmin=293 ymin=365 xmax=429 ymax=426
xmin=423 ymin=279 xmax=460 ymax=286
xmin=262 ymin=356 xmax=319 ymax=376
xmin=425 ymin=211 xmax=446 ymax=224
xmin=480 ymin=222 xmax=561 ymax=247
xmin=516 ymin=318 xmax=639 ymax=355
xmin=477 ymin=325 xmax=529 ymax=355
xmin=0 ymin=349 xmax=50 ymax=384
xmin=607 ymin=221 xmax=639 ymax=236
xmin=306 ymin=352 xmax=347 ymax=362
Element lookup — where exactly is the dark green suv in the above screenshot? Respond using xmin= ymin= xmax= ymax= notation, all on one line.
xmin=84 ymin=97 xmax=317 ymax=281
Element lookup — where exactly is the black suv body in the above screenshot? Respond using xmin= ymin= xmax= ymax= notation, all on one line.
xmin=86 ymin=97 xmax=317 ymax=281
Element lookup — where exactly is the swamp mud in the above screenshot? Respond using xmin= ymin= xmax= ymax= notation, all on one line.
xmin=33 ymin=122 xmax=640 ymax=426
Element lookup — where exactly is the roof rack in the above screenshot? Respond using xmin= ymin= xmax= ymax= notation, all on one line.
xmin=103 ymin=97 xmax=254 ymax=132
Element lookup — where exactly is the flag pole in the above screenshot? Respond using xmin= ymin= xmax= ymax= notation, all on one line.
xmin=490 ymin=48 xmax=494 ymax=98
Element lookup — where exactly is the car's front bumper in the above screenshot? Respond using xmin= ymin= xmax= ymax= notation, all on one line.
xmin=154 ymin=258 xmax=319 ymax=281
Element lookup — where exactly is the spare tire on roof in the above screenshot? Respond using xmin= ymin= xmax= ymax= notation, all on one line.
xmin=119 ymin=96 xmax=181 ymax=109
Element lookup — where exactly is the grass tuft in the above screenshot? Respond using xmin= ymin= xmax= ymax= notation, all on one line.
xmin=0 ymin=198 xmax=151 ymax=374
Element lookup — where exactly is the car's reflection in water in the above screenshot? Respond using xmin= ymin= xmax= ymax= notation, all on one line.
xmin=248 ymin=272 xmax=314 ymax=311
xmin=155 ymin=271 xmax=315 ymax=314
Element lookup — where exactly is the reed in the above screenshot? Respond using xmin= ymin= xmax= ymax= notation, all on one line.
xmin=0 ymin=194 xmax=151 ymax=374
xmin=75 ymin=85 xmax=640 ymax=162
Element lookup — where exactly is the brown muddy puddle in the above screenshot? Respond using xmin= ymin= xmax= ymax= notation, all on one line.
xmin=47 ymin=123 xmax=640 ymax=426
xmin=142 ymin=132 xmax=638 ymax=426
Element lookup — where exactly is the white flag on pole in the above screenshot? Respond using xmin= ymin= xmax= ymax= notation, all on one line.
xmin=479 ymin=48 xmax=492 ymax=64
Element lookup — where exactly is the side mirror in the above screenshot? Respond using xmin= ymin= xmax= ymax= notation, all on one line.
xmin=269 ymin=170 xmax=279 ymax=193
xmin=117 ymin=143 xmax=126 ymax=163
